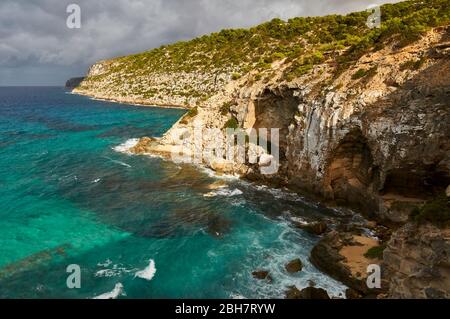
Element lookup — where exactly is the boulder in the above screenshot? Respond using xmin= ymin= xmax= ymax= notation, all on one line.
xmin=285 ymin=286 xmax=302 ymax=299
xmin=285 ymin=286 xmax=330 ymax=299
xmin=259 ymin=154 xmax=273 ymax=167
xmin=252 ymin=270 xmax=272 ymax=282
xmin=345 ymin=288 xmax=362 ymax=299
xmin=296 ymin=221 xmax=328 ymax=236
xmin=285 ymin=259 xmax=303 ymax=273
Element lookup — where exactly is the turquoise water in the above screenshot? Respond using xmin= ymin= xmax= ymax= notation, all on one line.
xmin=0 ymin=87 xmax=346 ymax=299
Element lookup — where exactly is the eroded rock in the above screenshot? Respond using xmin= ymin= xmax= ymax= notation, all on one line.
xmin=384 ymin=223 xmax=450 ymax=299
xmin=285 ymin=286 xmax=330 ymax=299
xmin=285 ymin=259 xmax=303 ymax=273
xmin=252 ymin=270 xmax=272 ymax=283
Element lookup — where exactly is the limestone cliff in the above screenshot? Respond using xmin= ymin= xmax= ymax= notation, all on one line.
xmin=384 ymin=223 xmax=450 ymax=298
xmin=71 ymin=0 xmax=450 ymax=298
xmin=128 ymin=26 xmax=450 ymax=225
xmin=65 ymin=77 xmax=85 ymax=88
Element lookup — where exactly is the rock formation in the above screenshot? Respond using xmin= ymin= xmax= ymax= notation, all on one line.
xmin=69 ymin=1 xmax=450 ymax=298
xmin=65 ymin=77 xmax=85 ymax=88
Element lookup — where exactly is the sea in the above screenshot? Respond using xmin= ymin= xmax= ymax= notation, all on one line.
xmin=0 ymin=87 xmax=348 ymax=299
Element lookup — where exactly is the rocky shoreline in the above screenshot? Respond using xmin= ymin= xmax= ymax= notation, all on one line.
xmin=71 ymin=90 xmax=189 ymax=110
xmin=68 ymin=14 xmax=450 ymax=298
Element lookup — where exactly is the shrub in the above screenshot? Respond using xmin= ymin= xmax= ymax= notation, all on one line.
xmin=352 ymin=68 xmax=367 ymax=79
xmin=220 ymin=101 xmax=233 ymax=116
xmin=364 ymin=245 xmax=387 ymax=259
xmin=400 ymin=57 xmax=426 ymax=71
xmin=410 ymin=195 xmax=450 ymax=227
xmin=231 ymin=73 xmax=241 ymax=80
xmin=224 ymin=117 xmax=239 ymax=129
xmin=180 ymin=107 xmax=198 ymax=124
xmin=271 ymin=52 xmax=286 ymax=61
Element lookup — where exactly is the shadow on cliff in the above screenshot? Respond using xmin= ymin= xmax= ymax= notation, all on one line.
xmin=324 ymin=42 xmax=450 ymax=220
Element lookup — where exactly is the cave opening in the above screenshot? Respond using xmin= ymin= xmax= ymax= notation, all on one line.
xmin=381 ymin=165 xmax=450 ymax=199
xmin=253 ymin=88 xmax=299 ymax=160
xmin=325 ymin=128 xmax=379 ymax=214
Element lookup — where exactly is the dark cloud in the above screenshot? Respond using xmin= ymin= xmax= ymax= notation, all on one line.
xmin=0 ymin=0 xmax=401 ymax=86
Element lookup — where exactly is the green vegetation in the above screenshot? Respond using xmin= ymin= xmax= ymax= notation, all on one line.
xmin=81 ymin=0 xmax=450 ymax=99
xmin=410 ymin=195 xmax=450 ymax=227
xmin=231 ymin=73 xmax=241 ymax=80
xmin=352 ymin=66 xmax=378 ymax=80
xmin=180 ymin=107 xmax=198 ymax=124
xmin=364 ymin=245 xmax=387 ymax=260
xmin=220 ymin=101 xmax=234 ymax=116
xmin=352 ymin=68 xmax=367 ymax=80
xmin=400 ymin=57 xmax=427 ymax=71
xmin=224 ymin=117 xmax=239 ymax=129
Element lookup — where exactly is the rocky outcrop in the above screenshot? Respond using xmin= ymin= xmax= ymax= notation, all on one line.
xmin=285 ymin=286 xmax=330 ymax=299
xmin=252 ymin=270 xmax=272 ymax=283
xmin=65 ymin=77 xmax=85 ymax=88
xmin=310 ymin=231 xmax=385 ymax=295
xmin=120 ymin=28 xmax=450 ymax=299
xmin=71 ymin=2 xmax=450 ymax=298
xmin=285 ymin=259 xmax=303 ymax=273
xmin=126 ymin=27 xmax=450 ymax=225
xmin=384 ymin=223 xmax=450 ymax=299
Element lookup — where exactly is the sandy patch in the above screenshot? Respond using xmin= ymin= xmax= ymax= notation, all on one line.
xmin=339 ymin=236 xmax=380 ymax=279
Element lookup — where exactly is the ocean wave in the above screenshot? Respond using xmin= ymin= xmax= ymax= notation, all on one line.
xmin=135 ymin=259 xmax=157 ymax=281
xmin=95 ymin=261 xmax=134 ymax=278
xmin=200 ymin=167 xmax=240 ymax=180
xmin=97 ymin=259 xmax=112 ymax=267
xmin=113 ymin=138 xmax=139 ymax=154
xmin=230 ymin=221 xmax=348 ymax=299
xmin=103 ymin=156 xmax=132 ymax=168
xmin=93 ymin=283 xmax=125 ymax=299
xmin=204 ymin=188 xmax=243 ymax=198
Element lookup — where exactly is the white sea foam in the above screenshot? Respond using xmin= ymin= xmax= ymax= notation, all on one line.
xmin=113 ymin=138 xmax=139 ymax=154
xmin=97 ymin=259 xmax=113 ymax=267
xmin=231 ymin=221 xmax=348 ymax=299
xmin=104 ymin=156 xmax=132 ymax=168
xmin=92 ymin=178 xmax=101 ymax=184
xmin=204 ymin=188 xmax=243 ymax=198
xmin=93 ymin=283 xmax=125 ymax=299
xmin=290 ymin=216 xmax=309 ymax=225
xmin=135 ymin=259 xmax=157 ymax=281
xmin=230 ymin=293 xmax=247 ymax=299
xmin=95 ymin=260 xmax=135 ymax=278
xmin=200 ymin=167 xmax=240 ymax=180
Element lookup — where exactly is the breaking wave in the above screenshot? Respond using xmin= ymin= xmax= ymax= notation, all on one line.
xmin=93 ymin=283 xmax=125 ymax=299
xmin=135 ymin=259 xmax=157 ymax=281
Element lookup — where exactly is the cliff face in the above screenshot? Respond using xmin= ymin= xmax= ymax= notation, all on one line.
xmin=130 ymin=27 xmax=450 ymax=225
xmin=384 ymin=223 xmax=450 ymax=299
xmin=65 ymin=77 xmax=85 ymax=88
xmin=72 ymin=0 xmax=450 ymax=298
xmin=134 ymin=29 xmax=449 ymax=299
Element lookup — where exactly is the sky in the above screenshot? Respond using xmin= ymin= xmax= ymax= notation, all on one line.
xmin=0 ymin=0 xmax=402 ymax=86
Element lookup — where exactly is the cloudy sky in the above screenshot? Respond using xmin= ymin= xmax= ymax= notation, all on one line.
xmin=0 ymin=0 xmax=401 ymax=86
